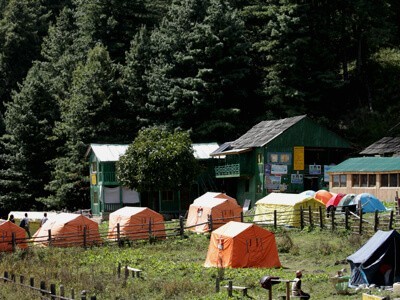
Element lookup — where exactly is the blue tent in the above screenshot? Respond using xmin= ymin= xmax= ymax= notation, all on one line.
xmin=347 ymin=230 xmax=400 ymax=286
xmin=353 ymin=193 xmax=386 ymax=213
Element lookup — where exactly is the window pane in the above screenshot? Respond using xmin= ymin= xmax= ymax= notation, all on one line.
xmin=340 ymin=175 xmax=347 ymax=187
xmin=381 ymin=174 xmax=388 ymax=187
xmin=361 ymin=174 xmax=368 ymax=187
xmin=333 ymin=175 xmax=340 ymax=187
xmin=352 ymin=174 xmax=359 ymax=187
xmin=91 ymin=162 xmax=97 ymax=173
xmin=368 ymin=174 xmax=376 ymax=187
xmin=390 ymin=174 xmax=397 ymax=187
xmin=93 ymin=191 xmax=98 ymax=204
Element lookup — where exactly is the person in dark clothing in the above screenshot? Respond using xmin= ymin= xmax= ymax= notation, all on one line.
xmin=19 ymin=213 xmax=31 ymax=238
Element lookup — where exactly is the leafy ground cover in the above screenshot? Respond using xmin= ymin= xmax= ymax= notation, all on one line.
xmin=0 ymin=224 xmax=396 ymax=299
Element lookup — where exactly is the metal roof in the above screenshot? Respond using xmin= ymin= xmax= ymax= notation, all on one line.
xmin=360 ymin=137 xmax=400 ymax=156
xmin=327 ymin=157 xmax=400 ymax=173
xmin=87 ymin=144 xmax=129 ymax=162
xmin=192 ymin=143 xmax=220 ymax=159
xmin=231 ymin=115 xmax=307 ymax=148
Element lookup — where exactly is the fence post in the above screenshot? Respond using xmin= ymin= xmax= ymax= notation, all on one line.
xmin=389 ymin=210 xmax=394 ymax=230
xmin=30 ymin=277 xmax=34 ymax=287
xmin=148 ymin=220 xmax=153 ymax=243
xmin=90 ymin=296 xmax=97 ymax=300
xmin=227 ymin=280 xmax=233 ymax=297
xmin=71 ymin=288 xmax=75 ymax=299
xmin=179 ymin=216 xmax=184 ymax=238
xmin=240 ymin=211 xmax=244 ymax=223
xmin=48 ymin=229 xmax=52 ymax=246
xmin=345 ymin=208 xmax=349 ymax=230
xmin=19 ymin=275 xmax=24 ymax=284
xmin=374 ymin=210 xmax=379 ymax=232
xmin=40 ymin=281 xmax=46 ymax=296
xmin=215 ymin=277 xmax=220 ymax=293
xmin=11 ymin=273 xmax=15 ymax=282
xmin=318 ymin=206 xmax=323 ymax=229
xmin=117 ymin=223 xmax=121 ymax=247
xmin=50 ymin=283 xmax=56 ymax=300
xmin=83 ymin=226 xmax=87 ymax=250
xmin=308 ymin=206 xmax=313 ymax=228
xmin=81 ymin=290 xmax=87 ymax=300
xmin=300 ymin=208 xmax=304 ymax=230
xmin=11 ymin=232 xmax=16 ymax=252
xmin=331 ymin=208 xmax=335 ymax=231
xmin=208 ymin=214 xmax=213 ymax=232
xmin=60 ymin=285 xmax=65 ymax=297
xmin=124 ymin=265 xmax=129 ymax=280
xmin=359 ymin=211 xmax=363 ymax=235
xmin=3 ymin=271 xmax=8 ymax=282
xmin=274 ymin=210 xmax=277 ymax=229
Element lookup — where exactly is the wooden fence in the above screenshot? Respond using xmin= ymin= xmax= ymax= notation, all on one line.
xmin=0 ymin=271 xmax=96 ymax=299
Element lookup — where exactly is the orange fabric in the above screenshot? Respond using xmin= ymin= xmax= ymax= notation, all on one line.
xmin=204 ymin=221 xmax=281 ymax=268
xmin=186 ymin=193 xmax=242 ymax=233
xmin=32 ymin=213 xmax=101 ymax=247
xmin=315 ymin=190 xmax=334 ymax=205
xmin=107 ymin=207 xmax=165 ymax=240
xmin=0 ymin=220 xmax=28 ymax=251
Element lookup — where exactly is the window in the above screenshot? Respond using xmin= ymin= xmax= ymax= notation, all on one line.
xmin=360 ymin=174 xmax=368 ymax=187
xmin=91 ymin=162 xmax=97 ymax=173
xmin=352 ymin=174 xmax=377 ymax=187
xmin=333 ymin=175 xmax=347 ymax=187
xmin=381 ymin=174 xmax=388 ymax=187
xmin=93 ymin=191 xmax=98 ymax=204
xmin=390 ymin=174 xmax=398 ymax=187
xmin=162 ymin=191 xmax=173 ymax=202
xmin=268 ymin=152 xmax=292 ymax=164
xmin=369 ymin=174 xmax=376 ymax=187
xmin=352 ymin=174 xmax=359 ymax=187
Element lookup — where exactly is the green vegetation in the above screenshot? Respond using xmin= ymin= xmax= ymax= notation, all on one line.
xmin=0 ymin=228 xmax=395 ymax=299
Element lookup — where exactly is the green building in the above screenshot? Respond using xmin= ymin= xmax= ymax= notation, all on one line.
xmin=211 ymin=115 xmax=352 ymax=207
xmin=86 ymin=143 xmax=219 ymax=217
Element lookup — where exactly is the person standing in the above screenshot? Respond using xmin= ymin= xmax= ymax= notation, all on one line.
xmin=8 ymin=214 xmax=15 ymax=223
xmin=41 ymin=212 xmax=48 ymax=226
xmin=292 ymin=270 xmax=310 ymax=299
xmin=19 ymin=213 xmax=31 ymax=238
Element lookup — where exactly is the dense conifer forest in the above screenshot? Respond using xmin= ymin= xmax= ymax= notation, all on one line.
xmin=0 ymin=0 xmax=399 ymax=211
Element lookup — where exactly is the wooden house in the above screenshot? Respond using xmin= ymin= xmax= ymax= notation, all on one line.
xmin=210 ymin=115 xmax=352 ymax=207
xmin=86 ymin=143 xmax=220 ymax=217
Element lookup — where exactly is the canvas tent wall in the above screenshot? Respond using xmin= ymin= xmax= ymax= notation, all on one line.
xmin=186 ymin=192 xmax=242 ymax=233
xmin=253 ymin=193 xmax=325 ymax=227
xmin=204 ymin=221 xmax=281 ymax=268
xmin=107 ymin=206 xmax=165 ymax=240
xmin=0 ymin=220 xmax=28 ymax=251
xmin=347 ymin=230 xmax=400 ymax=286
xmin=353 ymin=193 xmax=387 ymax=213
xmin=33 ymin=213 xmax=101 ymax=247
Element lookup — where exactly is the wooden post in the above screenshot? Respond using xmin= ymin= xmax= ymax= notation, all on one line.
xmin=274 ymin=210 xmax=277 ymax=229
xmin=90 ymin=296 xmax=96 ymax=300
xmin=117 ymin=223 xmax=121 ymax=247
xmin=30 ymin=277 xmax=34 ymax=287
xmin=60 ymin=285 xmax=65 ymax=297
xmin=215 ymin=277 xmax=220 ymax=292
xmin=11 ymin=232 xmax=16 ymax=252
xmin=148 ymin=220 xmax=153 ymax=243
xmin=124 ymin=265 xmax=129 ymax=280
xmin=374 ymin=210 xmax=379 ymax=232
xmin=240 ymin=211 xmax=244 ymax=223
xmin=319 ymin=206 xmax=323 ymax=229
xmin=308 ymin=206 xmax=313 ymax=228
xmin=83 ymin=226 xmax=87 ymax=249
xmin=345 ymin=207 xmax=349 ymax=230
xmin=3 ymin=271 xmax=8 ymax=282
xmin=40 ymin=281 xmax=46 ymax=296
xmin=48 ymin=229 xmax=52 ymax=246
xmin=359 ymin=210 xmax=363 ymax=235
xmin=81 ymin=290 xmax=87 ymax=300
xmin=179 ymin=216 xmax=184 ymax=238
xmin=389 ymin=210 xmax=394 ymax=230
xmin=331 ymin=208 xmax=335 ymax=231
xmin=19 ymin=275 xmax=24 ymax=284
xmin=208 ymin=214 xmax=213 ymax=232
xmin=285 ymin=281 xmax=291 ymax=300
xmin=117 ymin=262 xmax=121 ymax=278
xmin=300 ymin=208 xmax=304 ymax=229
xmin=227 ymin=280 xmax=233 ymax=297
xmin=50 ymin=283 xmax=56 ymax=299
xmin=11 ymin=273 xmax=15 ymax=282
xmin=71 ymin=288 xmax=75 ymax=299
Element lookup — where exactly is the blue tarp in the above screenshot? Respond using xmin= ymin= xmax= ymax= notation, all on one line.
xmin=347 ymin=230 xmax=400 ymax=286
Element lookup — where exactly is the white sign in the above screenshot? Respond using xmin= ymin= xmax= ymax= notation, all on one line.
xmin=271 ymin=164 xmax=288 ymax=175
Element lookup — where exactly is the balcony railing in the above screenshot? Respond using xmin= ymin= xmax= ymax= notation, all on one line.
xmin=215 ymin=164 xmax=240 ymax=178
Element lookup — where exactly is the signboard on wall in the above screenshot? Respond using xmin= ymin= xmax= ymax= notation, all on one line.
xmin=291 ymin=173 xmax=303 ymax=184
xmin=293 ymin=146 xmax=304 ymax=170
xmin=309 ymin=164 xmax=322 ymax=175
xmin=271 ymin=164 xmax=288 ymax=175
xmin=266 ymin=175 xmax=281 ymax=189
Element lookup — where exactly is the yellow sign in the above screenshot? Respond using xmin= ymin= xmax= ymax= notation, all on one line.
xmin=293 ymin=146 xmax=304 ymax=170
xmin=91 ymin=174 xmax=97 ymax=185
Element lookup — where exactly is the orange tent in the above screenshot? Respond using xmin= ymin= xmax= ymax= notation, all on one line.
xmin=0 ymin=220 xmax=28 ymax=251
xmin=107 ymin=206 xmax=165 ymax=240
xmin=32 ymin=213 xmax=101 ymax=247
xmin=315 ymin=190 xmax=335 ymax=205
xmin=186 ymin=192 xmax=242 ymax=233
xmin=204 ymin=221 xmax=281 ymax=268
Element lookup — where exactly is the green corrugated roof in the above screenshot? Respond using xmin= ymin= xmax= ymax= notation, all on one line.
xmin=328 ymin=157 xmax=400 ymax=173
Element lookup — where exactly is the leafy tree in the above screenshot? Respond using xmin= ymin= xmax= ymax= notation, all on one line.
xmin=116 ymin=126 xmax=198 ymax=192
xmin=146 ymin=0 xmax=253 ymax=142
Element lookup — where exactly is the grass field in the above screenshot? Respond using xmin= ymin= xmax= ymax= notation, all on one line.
xmin=0 ymin=222 xmax=398 ymax=300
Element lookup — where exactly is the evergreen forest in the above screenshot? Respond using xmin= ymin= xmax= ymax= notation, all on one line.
xmin=0 ymin=0 xmax=400 ymax=212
